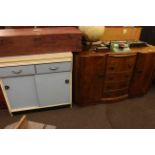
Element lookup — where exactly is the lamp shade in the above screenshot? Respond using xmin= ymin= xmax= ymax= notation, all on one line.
xmin=79 ymin=26 xmax=105 ymax=42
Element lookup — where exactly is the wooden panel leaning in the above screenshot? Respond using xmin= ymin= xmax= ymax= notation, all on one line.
xmin=4 ymin=115 xmax=56 ymax=129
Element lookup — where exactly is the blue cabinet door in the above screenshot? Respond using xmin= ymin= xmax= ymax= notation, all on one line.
xmin=35 ymin=72 xmax=71 ymax=107
xmin=3 ymin=76 xmax=39 ymax=110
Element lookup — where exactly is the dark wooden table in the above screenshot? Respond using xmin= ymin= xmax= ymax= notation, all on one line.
xmin=0 ymin=27 xmax=82 ymax=57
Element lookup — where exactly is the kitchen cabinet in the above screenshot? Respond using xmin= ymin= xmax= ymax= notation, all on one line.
xmin=0 ymin=52 xmax=72 ymax=114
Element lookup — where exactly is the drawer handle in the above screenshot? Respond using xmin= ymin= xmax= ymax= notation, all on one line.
xmin=48 ymin=67 xmax=58 ymax=71
xmin=12 ymin=70 xmax=22 ymax=74
xmin=5 ymin=85 xmax=10 ymax=90
xmin=65 ymin=79 xmax=70 ymax=84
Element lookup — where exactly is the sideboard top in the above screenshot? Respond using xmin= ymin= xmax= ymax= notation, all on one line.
xmin=80 ymin=44 xmax=155 ymax=56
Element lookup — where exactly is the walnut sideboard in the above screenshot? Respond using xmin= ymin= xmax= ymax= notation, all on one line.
xmin=0 ymin=52 xmax=72 ymax=115
xmin=73 ymin=45 xmax=155 ymax=106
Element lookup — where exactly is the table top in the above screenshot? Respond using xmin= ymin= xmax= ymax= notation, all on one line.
xmin=81 ymin=44 xmax=155 ymax=56
xmin=0 ymin=52 xmax=72 ymax=67
xmin=0 ymin=27 xmax=81 ymax=37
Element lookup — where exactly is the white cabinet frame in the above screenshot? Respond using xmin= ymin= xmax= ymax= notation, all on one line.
xmin=0 ymin=52 xmax=72 ymax=115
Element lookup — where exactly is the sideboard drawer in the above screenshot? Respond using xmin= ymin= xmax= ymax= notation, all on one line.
xmin=105 ymin=72 xmax=131 ymax=81
xmin=35 ymin=61 xmax=72 ymax=74
xmin=106 ymin=55 xmax=136 ymax=73
xmin=102 ymin=88 xmax=128 ymax=98
xmin=104 ymin=81 xmax=129 ymax=91
xmin=0 ymin=65 xmax=35 ymax=78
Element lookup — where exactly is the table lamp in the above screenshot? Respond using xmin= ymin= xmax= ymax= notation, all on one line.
xmin=79 ymin=26 xmax=105 ymax=46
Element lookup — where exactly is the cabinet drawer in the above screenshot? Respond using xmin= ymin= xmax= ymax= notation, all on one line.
xmin=104 ymin=81 xmax=129 ymax=91
xmin=35 ymin=61 xmax=72 ymax=74
xmin=0 ymin=65 xmax=35 ymax=78
xmin=102 ymin=89 xmax=128 ymax=98
xmin=105 ymin=72 xmax=132 ymax=81
xmin=106 ymin=56 xmax=136 ymax=73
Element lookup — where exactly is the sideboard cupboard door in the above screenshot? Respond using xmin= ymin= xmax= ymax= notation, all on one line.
xmin=129 ymin=52 xmax=155 ymax=97
xmin=3 ymin=76 xmax=38 ymax=110
xmin=74 ymin=54 xmax=106 ymax=105
xmin=35 ymin=72 xmax=71 ymax=107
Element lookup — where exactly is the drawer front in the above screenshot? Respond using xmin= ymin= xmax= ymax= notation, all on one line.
xmin=106 ymin=56 xmax=136 ymax=73
xmin=105 ymin=72 xmax=132 ymax=82
xmin=0 ymin=65 xmax=35 ymax=78
xmin=104 ymin=81 xmax=129 ymax=91
xmin=36 ymin=61 xmax=72 ymax=74
xmin=102 ymin=89 xmax=128 ymax=98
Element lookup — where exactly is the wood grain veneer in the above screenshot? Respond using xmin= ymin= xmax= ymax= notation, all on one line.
xmin=73 ymin=45 xmax=155 ymax=105
xmin=0 ymin=27 xmax=82 ymax=57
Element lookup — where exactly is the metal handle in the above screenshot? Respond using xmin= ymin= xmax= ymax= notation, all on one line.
xmin=48 ymin=67 xmax=58 ymax=71
xmin=12 ymin=70 xmax=22 ymax=74
xmin=5 ymin=85 xmax=10 ymax=90
xmin=65 ymin=79 xmax=69 ymax=84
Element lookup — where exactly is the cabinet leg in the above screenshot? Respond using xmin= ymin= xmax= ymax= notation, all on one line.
xmin=70 ymin=104 xmax=72 ymax=108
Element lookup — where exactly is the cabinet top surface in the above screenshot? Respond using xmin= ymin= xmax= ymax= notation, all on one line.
xmin=0 ymin=52 xmax=72 ymax=67
xmin=80 ymin=45 xmax=155 ymax=56
xmin=0 ymin=27 xmax=82 ymax=37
